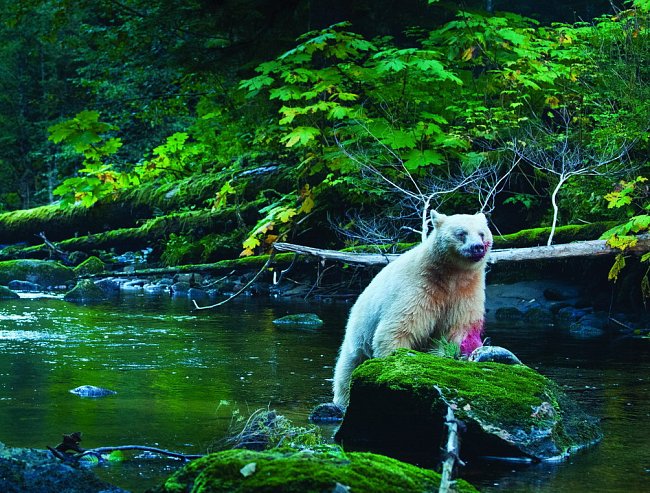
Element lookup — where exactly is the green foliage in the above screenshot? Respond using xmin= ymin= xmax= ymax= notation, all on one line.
xmin=49 ymin=111 xmax=137 ymax=207
xmin=601 ymin=176 xmax=650 ymax=283
xmin=241 ymin=185 xmax=315 ymax=256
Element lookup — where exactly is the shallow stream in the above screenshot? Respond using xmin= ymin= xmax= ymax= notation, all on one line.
xmin=0 ymin=294 xmax=648 ymax=492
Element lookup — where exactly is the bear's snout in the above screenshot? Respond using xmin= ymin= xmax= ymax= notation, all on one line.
xmin=467 ymin=243 xmax=487 ymax=261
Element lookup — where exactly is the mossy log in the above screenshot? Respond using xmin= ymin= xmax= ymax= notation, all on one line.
xmin=0 ymin=204 xmax=261 ymax=261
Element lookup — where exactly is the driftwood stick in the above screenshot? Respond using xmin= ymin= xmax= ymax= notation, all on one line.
xmin=37 ymin=232 xmax=69 ymax=262
xmin=192 ymin=253 xmax=275 ymax=310
xmin=274 ymin=234 xmax=650 ymax=267
xmin=439 ymin=405 xmax=461 ymax=493
xmin=77 ymin=445 xmax=202 ymax=461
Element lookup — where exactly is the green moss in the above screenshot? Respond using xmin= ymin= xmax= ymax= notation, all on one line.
xmin=345 ymin=349 xmax=601 ymax=459
xmin=0 ymin=260 xmax=75 ymax=287
xmin=73 ymin=256 xmax=105 ymax=276
xmin=353 ymin=350 xmax=552 ymax=428
xmin=353 ymin=350 xmax=554 ymax=424
xmin=150 ymin=448 xmax=478 ymax=493
xmin=492 ymin=222 xmax=617 ymax=249
xmin=63 ymin=279 xmax=107 ymax=303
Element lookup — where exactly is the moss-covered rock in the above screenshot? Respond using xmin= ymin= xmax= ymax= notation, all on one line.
xmin=0 ymin=285 xmax=19 ymax=299
xmin=335 ymin=349 xmax=601 ymax=464
xmin=0 ymin=441 xmax=126 ymax=493
xmin=63 ymin=279 xmax=108 ymax=303
xmin=0 ymin=259 xmax=74 ymax=287
xmin=148 ymin=448 xmax=478 ymax=493
xmin=73 ymin=256 xmax=105 ymax=276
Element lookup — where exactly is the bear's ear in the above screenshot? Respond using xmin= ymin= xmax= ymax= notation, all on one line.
xmin=430 ymin=210 xmax=446 ymax=229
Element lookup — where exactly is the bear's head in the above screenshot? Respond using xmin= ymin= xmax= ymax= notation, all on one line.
xmin=430 ymin=211 xmax=493 ymax=265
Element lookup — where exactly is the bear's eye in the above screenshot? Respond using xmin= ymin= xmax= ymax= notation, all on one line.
xmin=479 ymin=232 xmax=485 ymax=240
xmin=456 ymin=230 xmax=467 ymax=242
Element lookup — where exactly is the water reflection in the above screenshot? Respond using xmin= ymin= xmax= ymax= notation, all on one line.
xmin=0 ymin=296 xmax=648 ymax=492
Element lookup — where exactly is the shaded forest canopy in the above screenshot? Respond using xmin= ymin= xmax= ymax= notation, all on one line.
xmin=0 ymin=0 xmax=647 ymax=273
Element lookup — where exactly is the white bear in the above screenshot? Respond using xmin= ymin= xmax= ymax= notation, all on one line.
xmin=332 ymin=211 xmax=492 ymax=408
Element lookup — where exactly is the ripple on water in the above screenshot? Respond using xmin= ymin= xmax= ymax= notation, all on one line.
xmin=0 ymin=330 xmax=66 ymax=341
xmin=0 ymin=313 xmax=38 ymax=323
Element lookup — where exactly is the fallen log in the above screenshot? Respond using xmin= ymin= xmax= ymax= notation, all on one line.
xmin=273 ymin=234 xmax=650 ymax=266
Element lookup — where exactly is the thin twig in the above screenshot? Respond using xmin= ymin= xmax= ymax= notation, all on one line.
xmin=192 ymin=253 xmax=275 ymax=310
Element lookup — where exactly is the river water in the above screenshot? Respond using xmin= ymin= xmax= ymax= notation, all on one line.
xmin=0 ymin=293 xmax=648 ymax=492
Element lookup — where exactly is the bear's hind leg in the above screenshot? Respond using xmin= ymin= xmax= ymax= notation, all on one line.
xmin=332 ymin=347 xmax=367 ymax=409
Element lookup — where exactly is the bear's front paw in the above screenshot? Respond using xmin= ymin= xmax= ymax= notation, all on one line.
xmin=468 ymin=345 xmax=522 ymax=365
xmin=309 ymin=402 xmax=345 ymax=422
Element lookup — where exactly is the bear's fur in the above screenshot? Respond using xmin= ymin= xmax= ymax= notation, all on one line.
xmin=332 ymin=211 xmax=492 ymax=408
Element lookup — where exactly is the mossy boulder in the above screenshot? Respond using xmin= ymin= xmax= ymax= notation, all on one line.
xmin=0 ymin=441 xmax=126 ymax=493
xmin=73 ymin=256 xmax=105 ymax=276
xmin=335 ymin=349 xmax=601 ymax=464
xmin=0 ymin=259 xmax=74 ymax=287
xmin=0 ymin=285 xmax=19 ymax=299
xmin=149 ymin=448 xmax=478 ymax=493
xmin=63 ymin=279 xmax=108 ymax=303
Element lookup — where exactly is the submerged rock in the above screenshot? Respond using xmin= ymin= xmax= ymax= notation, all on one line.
xmin=7 ymin=280 xmax=42 ymax=292
xmin=69 ymin=385 xmax=116 ymax=398
xmin=0 ymin=441 xmax=127 ymax=493
xmin=64 ymin=280 xmax=108 ymax=303
xmin=272 ymin=313 xmax=323 ymax=327
xmin=0 ymin=259 xmax=74 ymax=287
xmin=309 ymin=402 xmax=345 ymax=422
xmin=0 ymin=285 xmax=19 ymax=299
xmin=335 ymin=349 xmax=601 ymax=465
xmin=149 ymin=448 xmax=478 ymax=493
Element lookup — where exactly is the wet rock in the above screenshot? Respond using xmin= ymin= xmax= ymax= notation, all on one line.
xmin=335 ymin=349 xmax=601 ymax=465
xmin=468 ymin=345 xmax=522 ymax=365
xmin=494 ymin=307 xmax=524 ymax=321
xmin=143 ymin=283 xmax=167 ymax=295
xmin=309 ymin=402 xmax=345 ymax=422
xmin=173 ymin=273 xmax=194 ymax=284
xmin=187 ymin=287 xmax=209 ymax=300
xmin=69 ymin=385 xmax=117 ymax=398
xmin=0 ymin=441 xmax=127 ymax=493
xmin=555 ymin=306 xmax=590 ymax=325
xmin=171 ymin=281 xmax=191 ymax=296
xmin=0 ymin=285 xmax=19 ymax=299
xmin=7 ymin=280 xmax=42 ymax=292
xmin=272 ymin=313 xmax=323 ymax=327
xmin=94 ymin=277 xmax=123 ymax=294
xmin=523 ymin=305 xmax=554 ymax=324
xmin=149 ymin=448 xmax=478 ymax=493
xmin=73 ymin=256 xmax=105 ymax=276
xmin=64 ymin=280 xmax=108 ymax=303
xmin=0 ymin=259 xmax=75 ymax=287
xmin=120 ymin=279 xmax=145 ymax=293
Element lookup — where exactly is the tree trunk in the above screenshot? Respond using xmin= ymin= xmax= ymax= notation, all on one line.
xmin=272 ymin=235 xmax=650 ymax=266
